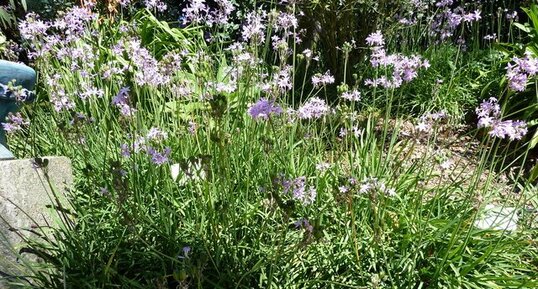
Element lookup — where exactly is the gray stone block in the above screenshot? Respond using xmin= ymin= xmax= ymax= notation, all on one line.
xmin=0 ymin=157 xmax=73 ymax=288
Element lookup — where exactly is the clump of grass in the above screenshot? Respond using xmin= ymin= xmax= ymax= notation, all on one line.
xmin=2 ymin=1 xmax=537 ymax=288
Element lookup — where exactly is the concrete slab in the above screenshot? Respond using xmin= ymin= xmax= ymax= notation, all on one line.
xmin=0 ymin=157 xmax=73 ymax=288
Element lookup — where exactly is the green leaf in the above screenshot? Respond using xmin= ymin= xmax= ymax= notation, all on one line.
xmin=513 ymin=23 xmax=530 ymax=33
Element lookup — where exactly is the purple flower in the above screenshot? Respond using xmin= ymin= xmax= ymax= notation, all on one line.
xmin=144 ymin=0 xmax=167 ymax=12
xmin=146 ymin=127 xmax=168 ymax=141
xmin=276 ymin=12 xmax=298 ymax=34
xmin=2 ymin=112 xmax=29 ymax=134
xmin=208 ymin=0 xmax=235 ymax=26
xmin=365 ymin=31 xmax=385 ymax=47
xmin=367 ymin=41 xmax=428 ymax=88
xmin=52 ymin=7 xmax=97 ymax=42
xmin=312 ymin=71 xmax=335 ymax=88
xmin=120 ymin=144 xmax=131 ymax=157
xmin=182 ymin=0 xmax=208 ymax=25
xmin=506 ymin=53 xmax=538 ymax=92
xmin=147 ymin=147 xmax=171 ymax=165
xmin=476 ymin=98 xmax=500 ymax=121
xmin=113 ymin=87 xmax=130 ymax=105
xmin=80 ymin=86 xmax=104 ymax=100
xmin=488 ymin=120 xmax=528 ymax=140
xmin=341 ymin=90 xmax=361 ymax=101
xmin=188 ymin=121 xmax=198 ymax=134
xmin=113 ymin=87 xmax=136 ymax=117
xmin=122 ymin=39 xmax=169 ymax=87
xmin=277 ymin=175 xmax=317 ymax=205
xmin=51 ymin=95 xmax=76 ymax=112
xmin=99 ymin=187 xmax=109 ymax=196
xmin=297 ymin=97 xmax=330 ymax=120
xmin=241 ymin=11 xmax=267 ymax=44
xmin=358 ymin=178 xmax=396 ymax=197
xmin=475 ymin=98 xmax=528 ymax=140
xmin=18 ymin=13 xmax=49 ymax=41
xmin=178 ymin=246 xmax=191 ymax=259
xmin=248 ymin=98 xmax=283 ymax=120
xmin=435 ymin=0 xmax=453 ymax=8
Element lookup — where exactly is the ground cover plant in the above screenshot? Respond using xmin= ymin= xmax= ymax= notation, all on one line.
xmin=0 ymin=0 xmax=537 ymax=288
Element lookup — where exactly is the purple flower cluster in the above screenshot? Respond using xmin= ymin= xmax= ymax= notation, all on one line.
xmin=1 ymin=112 xmax=29 ymax=134
xmin=365 ymin=30 xmax=384 ymax=46
xmin=336 ymin=177 xmax=395 ymax=198
xmin=248 ymin=98 xmax=283 ymax=120
xmin=415 ymin=111 xmax=447 ymax=134
xmin=312 ymin=71 xmax=335 ymax=88
xmin=121 ymin=127 xmax=171 ymax=165
xmin=358 ymin=178 xmax=396 ymax=197
xmin=506 ymin=53 xmax=538 ymax=92
xmin=430 ymin=4 xmax=481 ymax=41
xmin=260 ymin=66 xmax=293 ymax=95
xmin=146 ymin=127 xmax=168 ymax=141
xmin=112 ymin=87 xmax=136 ymax=117
xmin=476 ymin=98 xmax=528 ymax=140
xmin=339 ymin=126 xmax=364 ymax=139
xmin=51 ymin=90 xmax=76 ymax=112
xmin=277 ymin=175 xmax=317 ymax=205
xmin=79 ymin=85 xmax=104 ymax=100
xmin=275 ymin=12 xmax=298 ymax=37
xmin=365 ymin=31 xmax=429 ymax=89
xmin=340 ymin=90 xmax=361 ymax=102
xmin=241 ymin=11 xmax=267 ymax=44
xmin=19 ymin=13 xmax=49 ymax=41
xmin=124 ymin=38 xmax=170 ymax=87
xmin=297 ymin=97 xmax=330 ymax=120
xmin=55 ymin=6 xmax=97 ymax=41
xmin=0 ymin=82 xmax=32 ymax=102
xmin=182 ymin=0 xmax=235 ymax=27
xmin=188 ymin=121 xmax=198 ymax=135
xmin=144 ymin=0 xmax=167 ymax=12
xmin=396 ymin=1 xmax=482 ymax=42
xmin=147 ymin=147 xmax=172 ymax=165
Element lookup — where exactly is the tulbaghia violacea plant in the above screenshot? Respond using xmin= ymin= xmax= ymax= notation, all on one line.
xmin=18 ymin=13 xmax=49 ymax=42
xmin=144 ymin=0 xmax=167 ymax=12
xmin=120 ymin=127 xmax=171 ymax=166
xmin=397 ymin=0 xmax=482 ymax=43
xmin=112 ymin=87 xmax=136 ymax=117
xmin=182 ymin=0 xmax=235 ymax=27
xmin=506 ymin=52 xmax=538 ymax=92
xmin=1 ymin=112 xmax=30 ymax=134
xmin=311 ymin=71 xmax=335 ymax=88
xmin=260 ymin=65 xmax=293 ymax=96
xmin=476 ymin=98 xmax=528 ymax=140
xmin=358 ymin=178 xmax=396 ymax=197
xmin=415 ymin=111 xmax=447 ymax=134
xmin=338 ymin=177 xmax=396 ymax=198
xmin=365 ymin=31 xmax=429 ymax=89
xmin=430 ymin=2 xmax=481 ymax=41
xmin=274 ymin=11 xmax=298 ymax=38
xmin=276 ymin=175 xmax=317 ymax=205
xmin=297 ymin=97 xmax=331 ymax=120
xmin=121 ymin=38 xmax=170 ymax=87
xmin=51 ymin=89 xmax=76 ymax=112
xmin=248 ymin=98 xmax=283 ymax=120
xmin=242 ymin=10 xmax=267 ymax=45
xmin=340 ymin=89 xmax=361 ymax=102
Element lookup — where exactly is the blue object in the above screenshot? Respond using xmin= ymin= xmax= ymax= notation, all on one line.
xmin=0 ymin=60 xmax=36 ymax=160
